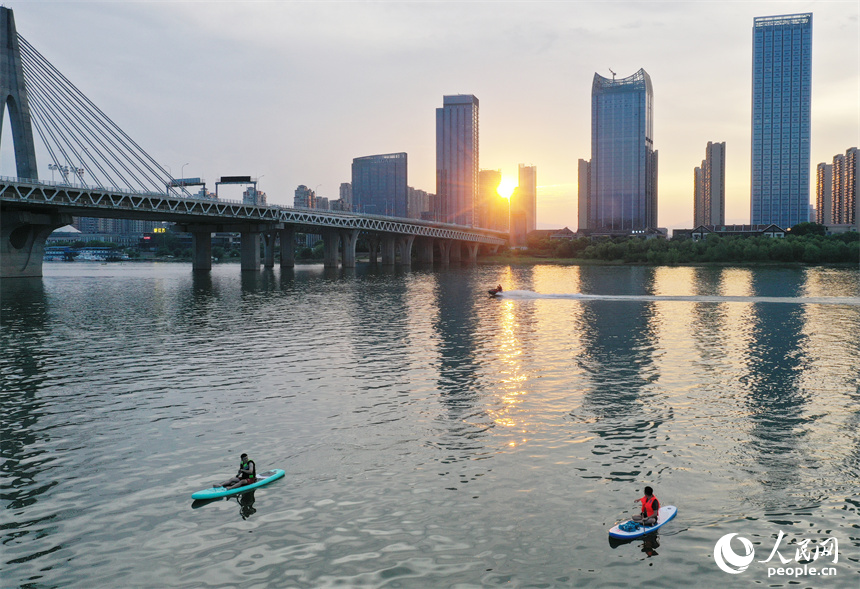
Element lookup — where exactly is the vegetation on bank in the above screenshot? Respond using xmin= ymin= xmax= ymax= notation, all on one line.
xmin=508 ymin=223 xmax=859 ymax=265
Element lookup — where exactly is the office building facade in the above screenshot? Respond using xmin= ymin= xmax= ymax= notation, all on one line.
xmin=352 ymin=153 xmax=408 ymax=217
xmin=751 ymin=13 xmax=812 ymax=228
xmin=512 ymin=164 xmax=537 ymax=234
xmin=436 ymin=95 xmax=479 ymax=226
xmin=476 ymin=169 xmax=501 ymax=230
xmin=694 ymin=141 xmax=726 ymax=226
xmin=476 ymin=169 xmax=509 ymax=232
xmin=587 ymin=68 xmax=658 ymax=233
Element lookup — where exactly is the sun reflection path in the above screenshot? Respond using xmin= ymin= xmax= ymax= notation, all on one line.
xmin=493 ymin=290 xmax=860 ymax=305
xmin=486 ymin=298 xmax=530 ymax=446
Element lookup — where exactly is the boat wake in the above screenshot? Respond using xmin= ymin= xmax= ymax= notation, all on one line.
xmin=494 ymin=289 xmax=860 ymax=305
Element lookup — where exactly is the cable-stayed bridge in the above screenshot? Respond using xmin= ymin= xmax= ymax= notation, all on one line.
xmin=0 ymin=8 xmax=506 ymax=278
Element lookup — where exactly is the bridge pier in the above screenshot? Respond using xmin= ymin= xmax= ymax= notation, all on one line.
xmin=340 ymin=229 xmax=359 ymax=268
xmin=449 ymin=240 xmax=462 ymax=263
xmin=263 ymin=231 xmax=276 ymax=268
xmin=380 ymin=235 xmax=396 ymax=266
xmin=465 ymin=242 xmax=479 ymax=263
xmin=396 ymin=235 xmax=415 ymax=266
xmin=1 ymin=209 xmax=72 ymax=278
xmin=366 ymin=236 xmax=379 ymax=264
xmin=436 ymin=240 xmax=451 ymax=265
xmin=190 ymin=229 xmax=212 ymax=271
xmin=279 ymin=226 xmax=295 ymax=268
xmin=322 ymin=229 xmax=339 ymax=268
xmin=416 ymin=237 xmax=434 ymax=264
xmin=241 ymin=231 xmax=261 ymax=270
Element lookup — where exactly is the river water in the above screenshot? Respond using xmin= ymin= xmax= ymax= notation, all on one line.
xmin=2 ymin=262 xmax=860 ymax=588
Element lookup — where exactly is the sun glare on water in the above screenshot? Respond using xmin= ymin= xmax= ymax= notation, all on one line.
xmin=497 ymin=177 xmax=517 ymax=199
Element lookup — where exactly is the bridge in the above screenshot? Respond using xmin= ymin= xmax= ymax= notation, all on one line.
xmin=0 ymin=8 xmax=506 ymax=278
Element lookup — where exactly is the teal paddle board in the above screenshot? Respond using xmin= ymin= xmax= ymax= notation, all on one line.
xmin=608 ymin=505 xmax=677 ymax=539
xmin=191 ymin=469 xmax=285 ymax=500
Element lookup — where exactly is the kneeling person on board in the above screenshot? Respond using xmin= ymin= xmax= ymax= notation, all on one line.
xmin=632 ymin=486 xmax=659 ymax=526
xmin=220 ymin=453 xmax=256 ymax=489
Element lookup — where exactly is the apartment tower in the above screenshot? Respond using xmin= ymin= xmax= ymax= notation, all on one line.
xmin=815 ymin=163 xmax=833 ymax=225
xmin=694 ymin=142 xmax=726 ymax=226
xmin=436 ymin=95 xmax=479 ymax=226
xmin=751 ymin=13 xmax=812 ymax=228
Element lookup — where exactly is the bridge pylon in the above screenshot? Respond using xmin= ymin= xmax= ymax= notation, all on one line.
xmin=1 ymin=7 xmax=38 ymax=179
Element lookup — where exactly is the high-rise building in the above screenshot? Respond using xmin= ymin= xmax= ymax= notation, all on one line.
xmin=694 ymin=142 xmax=726 ymax=226
xmin=751 ymin=13 xmax=812 ymax=228
xmin=477 ymin=169 xmax=501 ymax=230
xmin=407 ymin=186 xmax=432 ymax=220
xmin=816 ymin=148 xmax=859 ymax=229
xmin=352 ymin=153 xmax=407 ymax=217
xmin=587 ymin=68 xmax=658 ymax=233
xmin=243 ymin=186 xmax=266 ymax=206
xmin=513 ymin=164 xmax=537 ymax=233
xmin=339 ymin=182 xmax=353 ymax=211
xmin=815 ymin=163 xmax=833 ymax=225
xmin=294 ymin=185 xmax=315 ymax=208
xmin=577 ymin=159 xmax=590 ymax=231
xmin=847 ymin=147 xmax=858 ymax=228
xmin=693 ymin=166 xmax=705 ymax=226
xmin=832 ymin=153 xmax=846 ymax=224
xmin=436 ymin=95 xmax=479 ymax=226
xmin=509 ymin=188 xmax=528 ymax=247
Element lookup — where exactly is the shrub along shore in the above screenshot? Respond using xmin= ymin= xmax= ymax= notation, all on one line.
xmin=489 ymin=223 xmax=859 ymax=266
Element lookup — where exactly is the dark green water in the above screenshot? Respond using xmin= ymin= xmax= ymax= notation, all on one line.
xmin=2 ymin=263 xmax=859 ymax=588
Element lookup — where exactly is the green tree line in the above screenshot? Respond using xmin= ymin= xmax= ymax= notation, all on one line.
xmin=531 ymin=224 xmax=859 ymax=265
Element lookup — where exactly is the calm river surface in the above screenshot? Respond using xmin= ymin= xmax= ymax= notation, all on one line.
xmin=3 ymin=262 xmax=860 ymax=588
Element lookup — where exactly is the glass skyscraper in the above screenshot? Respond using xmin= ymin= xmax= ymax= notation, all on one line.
xmin=436 ymin=95 xmax=479 ymax=226
xmin=351 ymin=153 xmax=408 ymax=217
xmin=751 ymin=13 xmax=812 ymax=228
xmin=588 ymin=68 xmax=657 ymax=233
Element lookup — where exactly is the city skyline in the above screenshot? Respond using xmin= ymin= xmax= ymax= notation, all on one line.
xmin=0 ymin=2 xmax=857 ymax=230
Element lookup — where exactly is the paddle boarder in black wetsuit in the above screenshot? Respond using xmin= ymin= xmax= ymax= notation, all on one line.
xmin=220 ymin=453 xmax=256 ymax=489
xmin=632 ymin=486 xmax=659 ymax=526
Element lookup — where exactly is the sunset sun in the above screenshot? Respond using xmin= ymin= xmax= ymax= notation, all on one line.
xmin=497 ymin=177 xmax=517 ymax=199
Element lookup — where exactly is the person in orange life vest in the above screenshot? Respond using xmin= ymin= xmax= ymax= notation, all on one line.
xmin=632 ymin=486 xmax=660 ymax=526
xmin=220 ymin=453 xmax=256 ymax=490
xmin=496 ymin=284 xmax=503 ymax=292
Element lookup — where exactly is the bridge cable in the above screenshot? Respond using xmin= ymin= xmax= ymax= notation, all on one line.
xmin=17 ymin=34 xmax=188 ymax=196
xmin=19 ymin=38 xmax=166 ymax=192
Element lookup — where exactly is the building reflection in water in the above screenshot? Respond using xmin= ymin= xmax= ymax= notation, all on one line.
xmin=738 ymin=269 xmax=812 ymax=509
xmin=570 ymin=266 xmax=667 ymax=485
